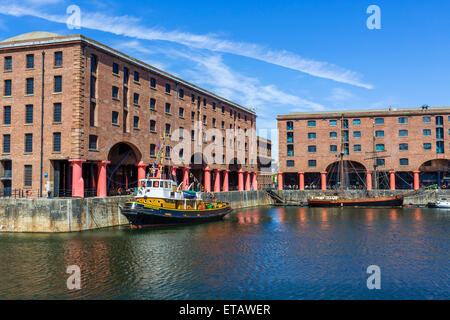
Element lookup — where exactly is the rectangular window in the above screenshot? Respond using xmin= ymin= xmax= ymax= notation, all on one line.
xmin=112 ymin=63 xmax=119 ymax=75
xmin=54 ymin=76 xmax=62 ymax=93
xmin=90 ymin=76 xmax=96 ymax=98
xmin=25 ymin=134 xmax=33 ymax=153
xmin=4 ymin=56 xmax=12 ymax=71
xmin=329 ymin=120 xmax=337 ymax=126
xmin=191 ymin=130 xmax=195 ymax=141
xmin=375 ymin=118 xmax=384 ymax=125
xmin=376 ymin=159 xmax=385 ymax=167
xmin=307 ymin=120 xmax=316 ymax=127
xmin=133 ymin=93 xmax=139 ymax=105
xmin=133 ymin=71 xmax=139 ymax=82
xmin=203 ymin=99 xmax=207 ymax=107
xmin=150 ymin=77 xmax=156 ymax=88
xmin=178 ymin=89 xmax=184 ymax=99
xmin=308 ymin=160 xmax=316 ymax=167
xmin=212 ymin=103 xmax=216 ymax=111
xmin=112 ymin=86 xmax=119 ymax=99
xmin=212 ymin=118 xmax=216 ymax=128
xmin=123 ymin=67 xmax=129 ymax=85
xmin=89 ymin=135 xmax=98 ymax=150
xmin=112 ymin=111 xmax=119 ymax=124
xmin=437 ymin=141 xmax=444 ymax=154
xmin=398 ymin=117 xmax=408 ymax=124
xmin=133 ymin=116 xmax=139 ymax=129
xmin=53 ymin=103 xmax=62 ymax=123
xmin=423 ymin=116 xmax=431 ymax=123
xmin=150 ymin=120 xmax=156 ymax=132
xmin=53 ymin=132 xmax=61 ymax=152
xmin=400 ymin=158 xmax=409 ymax=166
xmin=123 ymin=87 xmax=128 ymax=108
xmin=221 ymin=121 xmax=225 ymax=129
xmin=353 ymin=119 xmax=361 ymax=125
xmin=308 ymin=145 xmax=316 ymax=153
xmin=91 ymin=55 xmax=98 ymax=73
xmin=436 ymin=127 xmax=444 ymax=139
xmin=4 ymin=80 xmax=11 ymax=96
xmin=26 ymin=54 xmax=34 ymax=69
xmin=3 ymin=134 xmax=10 ymax=153
xmin=308 ymin=132 xmax=316 ymax=140
xmin=165 ymin=83 xmax=171 ymax=93
xmin=353 ymin=131 xmax=361 ymax=138
xmin=4 ymin=106 xmax=11 ymax=125
xmin=375 ymin=130 xmax=384 ymax=138
xmin=24 ymin=165 xmax=32 ymax=187
xmin=165 ymin=124 xmax=171 ymax=136
xmin=150 ymin=144 xmax=156 ymax=157
xmin=25 ymin=105 xmax=33 ymax=124
xmin=376 ymin=144 xmax=385 ymax=151
xmin=165 ymin=103 xmax=171 ymax=114
xmin=203 ymin=115 xmax=207 ymax=125
xmin=354 ymin=144 xmax=361 ymax=152
xmin=330 ymin=132 xmax=337 ymax=139
xmin=330 ymin=145 xmax=337 ymax=152
xmin=26 ymin=78 xmax=34 ymax=95
xmin=423 ymin=129 xmax=431 ymax=136
xmin=286 ymin=121 xmax=294 ymax=130
xmin=165 ymin=146 xmax=171 ymax=159
xmin=54 ymin=52 xmax=63 ymax=67
xmin=150 ymin=98 xmax=156 ymax=110
xmin=90 ymin=102 xmax=97 ymax=127
xmin=424 ymin=143 xmax=432 ymax=150
xmin=399 ymin=143 xmax=408 ymax=151
xmin=287 ymin=132 xmax=294 ymax=143
xmin=191 ymin=111 xmax=195 ymax=121
xmin=222 ymin=106 xmax=225 ymax=114
xmin=399 ymin=130 xmax=408 ymax=137
xmin=287 ymin=144 xmax=294 ymax=156
xmin=436 ymin=116 xmax=444 ymax=126
xmin=286 ymin=160 xmax=295 ymax=167
xmin=179 ymin=107 xmax=184 ymax=118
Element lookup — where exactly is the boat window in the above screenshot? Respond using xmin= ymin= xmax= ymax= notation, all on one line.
xmin=154 ymin=181 xmax=160 ymax=188
xmin=140 ymin=181 xmax=146 ymax=188
xmin=164 ymin=182 xmax=169 ymax=188
xmin=146 ymin=181 xmax=152 ymax=188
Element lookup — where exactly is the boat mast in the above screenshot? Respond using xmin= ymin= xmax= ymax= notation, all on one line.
xmin=372 ymin=120 xmax=378 ymax=190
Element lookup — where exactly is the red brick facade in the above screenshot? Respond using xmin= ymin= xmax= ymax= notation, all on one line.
xmin=0 ymin=33 xmax=258 ymax=197
xmin=277 ymin=108 xmax=450 ymax=190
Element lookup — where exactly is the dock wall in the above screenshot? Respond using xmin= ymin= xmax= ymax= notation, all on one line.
xmin=0 ymin=191 xmax=273 ymax=233
xmin=275 ymin=189 xmax=450 ymax=205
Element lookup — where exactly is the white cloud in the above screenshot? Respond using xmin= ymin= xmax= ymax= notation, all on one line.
xmin=0 ymin=3 xmax=373 ymax=89
xmin=328 ymin=88 xmax=355 ymax=101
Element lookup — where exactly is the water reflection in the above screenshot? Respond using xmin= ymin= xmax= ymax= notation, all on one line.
xmin=0 ymin=207 xmax=448 ymax=300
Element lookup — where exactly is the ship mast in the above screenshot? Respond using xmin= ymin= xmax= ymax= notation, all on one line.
xmin=340 ymin=116 xmax=345 ymax=193
xmin=372 ymin=121 xmax=378 ymax=190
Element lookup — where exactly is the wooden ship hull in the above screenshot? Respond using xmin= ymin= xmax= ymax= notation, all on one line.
xmin=308 ymin=195 xmax=404 ymax=207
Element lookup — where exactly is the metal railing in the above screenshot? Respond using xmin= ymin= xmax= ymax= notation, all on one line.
xmin=0 ymin=189 xmax=42 ymax=198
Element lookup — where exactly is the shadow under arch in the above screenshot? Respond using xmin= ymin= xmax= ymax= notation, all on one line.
xmin=326 ymin=160 xmax=367 ymax=190
xmin=107 ymin=142 xmax=142 ymax=193
xmin=418 ymin=159 xmax=450 ymax=188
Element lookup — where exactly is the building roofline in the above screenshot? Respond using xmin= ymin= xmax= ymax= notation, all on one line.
xmin=0 ymin=33 xmax=257 ymax=116
xmin=277 ymin=106 xmax=450 ymax=120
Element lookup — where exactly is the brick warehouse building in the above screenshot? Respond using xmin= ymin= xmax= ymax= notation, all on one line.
xmin=0 ymin=32 xmax=258 ymax=198
xmin=277 ymin=107 xmax=450 ymax=191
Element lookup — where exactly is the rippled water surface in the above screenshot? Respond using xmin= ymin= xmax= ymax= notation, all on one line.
xmin=0 ymin=207 xmax=448 ymax=300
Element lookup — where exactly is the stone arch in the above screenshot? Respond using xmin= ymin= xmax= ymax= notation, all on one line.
xmin=325 ymin=160 xmax=367 ymax=190
xmin=106 ymin=142 xmax=143 ymax=193
xmin=418 ymin=159 xmax=450 ymax=188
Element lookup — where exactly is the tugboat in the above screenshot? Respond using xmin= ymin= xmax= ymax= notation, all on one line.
xmin=120 ymin=178 xmax=232 ymax=228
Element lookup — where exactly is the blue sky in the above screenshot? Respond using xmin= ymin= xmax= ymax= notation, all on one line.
xmin=1 ymin=0 xmax=449 ymax=161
